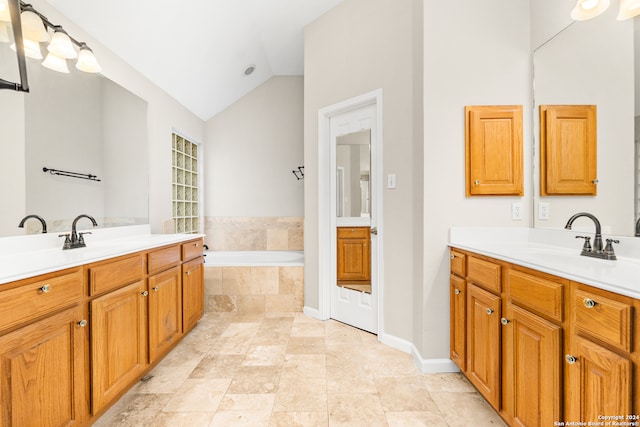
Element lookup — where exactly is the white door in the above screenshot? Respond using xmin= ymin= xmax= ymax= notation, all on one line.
xmin=330 ymin=104 xmax=378 ymax=333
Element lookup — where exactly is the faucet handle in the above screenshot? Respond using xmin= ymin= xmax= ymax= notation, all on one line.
xmin=575 ymin=235 xmax=592 ymax=252
xmin=78 ymin=231 xmax=92 ymax=244
xmin=58 ymin=234 xmax=72 ymax=250
xmin=604 ymin=239 xmax=620 ymax=255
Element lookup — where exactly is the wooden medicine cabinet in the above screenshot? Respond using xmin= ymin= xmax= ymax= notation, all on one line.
xmin=540 ymin=105 xmax=597 ymax=196
xmin=465 ymin=105 xmax=524 ymax=196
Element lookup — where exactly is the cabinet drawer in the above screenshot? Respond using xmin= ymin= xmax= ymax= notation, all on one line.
xmin=89 ymin=255 xmax=144 ymax=295
xmin=337 ymin=227 xmax=370 ymax=239
xmin=573 ymin=288 xmax=632 ymax=352
xmin=507 ymin=270 xmax=564 ymax=322
xmin=148 ymin=245 xmax=181 ymax=275
xmin=467 ymin=256 xmax=501 ymax=293
xmin=0 ymin=268 xmax=83 ymax=331
xmin=182 ymin=239 xmax=203 ymax=261
xmin=450 ymin=250 xmax=466 ymax=277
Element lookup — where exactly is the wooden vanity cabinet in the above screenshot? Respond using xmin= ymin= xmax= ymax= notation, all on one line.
xmin=183 ymin=257 xmax=204 ymax=333
xmin=450 ymin=247 xmax=640 ymax=427
xmin=0 ymin=268 xmax=87 ymax=427
xmin=337 ymin=227 xmax=371 ymax=283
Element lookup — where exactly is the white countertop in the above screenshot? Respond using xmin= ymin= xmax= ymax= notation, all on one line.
xmin=449 ymin=226 xmax=640 ymax=300
xmin=0 ymin=225 xmax=205 ymax=285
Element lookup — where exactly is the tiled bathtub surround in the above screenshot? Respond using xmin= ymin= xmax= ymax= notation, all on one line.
xmin=204 ymin=217 xmax=303 ymax=251
xmin=205 ymin=266 xmax=304 ymax=316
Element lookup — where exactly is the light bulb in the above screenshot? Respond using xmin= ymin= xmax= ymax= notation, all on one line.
xmin=76 ymin=44 xmax=101 ymax=73
xmin=48 ymin=27 xmax=77 ymax=59
xmin=617 ymin=0 xmax=640 ymax=19
xmin=42 ymin=52 xmax=69 ymax=73
xmin=570 ymin=0 xmax=610 ymax=20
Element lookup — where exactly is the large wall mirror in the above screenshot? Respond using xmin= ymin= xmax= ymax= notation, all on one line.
xmin=0 ymin=42 xmax=149 ymax=236
xmin=532 ymin=7 xmax=638 ymax=236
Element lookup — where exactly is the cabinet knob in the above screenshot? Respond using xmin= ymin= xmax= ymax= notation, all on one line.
xmin=153 ymin=287 xmax=159 ymax=292
xmin=40 ymin=284 xmax=51 ymax=293
xmin=592 ymin=179 xmax=599 ymax=184
xmin=454 ymin=289 xmax=461 ymax=295
xmin=565 ymin=354 xmax=578 ymax=364
xmin=500 ymin=318 xmax=510 ymax=325
xmin=141 ymin=291 xmax=149 ymax=297
xmin=450 ymin=254 xmax=456 ymax=260
xmin=78 ymin=319 xmax=87 ymax=327
xmin=486 ymin=308 xmax=494 ymax=315
xmin=186 ymin=271 xmax=191 ymax=276
xmin=194 ymin=243 xmax=199 ymax=247
xmin=474 ymin=180 xmax=480 ymax=185
xmin=583 ymin=298 xmax=596 ymax=309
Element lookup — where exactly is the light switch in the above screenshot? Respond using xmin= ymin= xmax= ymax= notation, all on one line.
xmin=387 ymin=174 xmax=396 ymax=189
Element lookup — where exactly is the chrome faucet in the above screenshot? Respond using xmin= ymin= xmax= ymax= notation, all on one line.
xmin=564 ymin=212 xmax=618 ymax=260
xmin=59 ymin=214 xmax=98 ymax=250
xmin=18 ymin=215 xmax=47 ymax=233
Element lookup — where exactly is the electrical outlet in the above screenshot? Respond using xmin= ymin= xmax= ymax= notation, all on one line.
xmin=539 ymin=202 xmax=550 ymax=220
xmin=512 ymin=202 xmax=523 ymax=220
xmin=387 ymin=173 xmax=397 ymax=189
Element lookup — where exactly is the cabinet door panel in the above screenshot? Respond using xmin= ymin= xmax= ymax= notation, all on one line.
xmin=565 ymin=336 xmax=632 ymax=422
xmin=450 ymin=275 xmax=466 ymax=371
xmin=183 ymin=257 xmax=204 ymax=333
xmin=0 ymin=306 xmax=86 ymax=427
xmin=467 ymin=283 xmax=501 ymax=409
xmin=91 ymin=281 xmax=147 ymax=413
xmin=503 ymin=303 xmax=561 ymax=427
xmin=148 ymin=265 xmax=183 ymax=363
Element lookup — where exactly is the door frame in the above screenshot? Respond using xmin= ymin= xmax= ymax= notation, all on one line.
xmin=317 ymin=89 xmax=384 ymax=335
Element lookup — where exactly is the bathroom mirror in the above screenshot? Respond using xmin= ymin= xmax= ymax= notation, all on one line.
xmin=532 ymin=9 xmax=638 ymax=236
xmin=336 ymin=130 xmax=371 ymax=218
xmin=0 ymin=41 xmax=149 ymax=236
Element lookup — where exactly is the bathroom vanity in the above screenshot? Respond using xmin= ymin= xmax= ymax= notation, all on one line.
xmin=0 ymin=227 xmax=204 ymax=426
xmin=449 ymin=227 xmax=640 ymax=427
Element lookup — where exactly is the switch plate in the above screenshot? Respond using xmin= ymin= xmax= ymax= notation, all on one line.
xmin=538 ymin=202 xmax=550 ymax=220
xmin=512 ymin=202 xmax=523 ymax=220
xmin=387 ymin=174 xmax=396 ymax=189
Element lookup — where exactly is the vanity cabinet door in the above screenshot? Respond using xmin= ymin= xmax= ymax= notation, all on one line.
xmin=91 ymin=280 xmax=148 ymax=414
xmin=565 ymin=336 xmax=632 ymax=422
xmin=502 ymin=302 xmax=562 ymax=427
xmin=148 ymin=265 xmax=183 ymax=363
xmin=467 ymin=283 xmax=501 ymax=409
xmin=450 ymin=274 xmax=466 ymax=371
xmin=337 ymin=227 xmax=371 ymax=282
xmin=0 ymin=305 xmax=87 ymax=427
xmin=183 ymin=257 xmax=204 ymax=334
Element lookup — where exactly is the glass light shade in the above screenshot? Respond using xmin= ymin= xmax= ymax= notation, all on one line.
xmin=570 ymin=0 xmax=610 ymax=20
xmin=21 ymin=9 xmax=49 ymax=42
xmin=42 ymin=52 xmax=69 ymax=73
xmin=0 ymin=3 xmax=10 ymax=22
xmin=617 ymin=0 xmax=640 ymax=19
xmin=76 ymin=45 xmax=101 ymax=73
xmin=10 ymin=37 xmax=43 ymax=59
xmin=48 ymin=29 xmax=77 ymax=59
xmin=0 ymin=21 xmax=9 ymax=43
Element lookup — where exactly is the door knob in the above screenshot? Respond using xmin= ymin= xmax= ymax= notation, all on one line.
xmin=371 ymin=227 xmax=378 ymax=235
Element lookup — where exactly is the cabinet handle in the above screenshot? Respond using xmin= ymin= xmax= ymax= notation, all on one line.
xmin=500 ymin=318 xmax=510 ymax=325
xmin=565 ymin=354 xmax=578 ymax=364
xmin=141 ymin=291 xmax=149 ymax=297
xmin=474 ymin=180 xmax=480 ymax=185
xmin=450 ymin=254 xmax=456 ymax=260
xmin=486 ymin=308 xmax=494 ymax=315
xmin=40 ymin=284 xmax=51 ymax=293
xmin=583 ymin=298 xmax=596 ymax=308
xmin=78 ymin=319 xmax=87 ymax=327
xmin=194 ymin=243 xmax=199 ymax=247
xmin=153 ymin=287 xmax=159 ymax=292
xmin=186 ymin=271 xmax=191 ymax=276
xmin=592 ymin=179 xmax=599 ymax=184
xmin=454 ymin=289 xmax=461 ymax=295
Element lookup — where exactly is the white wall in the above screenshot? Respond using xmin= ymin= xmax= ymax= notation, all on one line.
xmin=204 ymin=76 xmax=304 ymax=217
xmin=421 ymin=0 xmax=532 ymax=359
xmin=304 ymin=0 xmax=423 ymax=342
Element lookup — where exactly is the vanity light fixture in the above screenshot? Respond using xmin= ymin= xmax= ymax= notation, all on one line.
xmin=571 ymin=0 xmax=640 ymax=20
xmin=0 ymin=0 xmax=102 ymax=92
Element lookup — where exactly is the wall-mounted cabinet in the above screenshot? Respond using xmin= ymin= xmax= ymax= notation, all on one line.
xmin=465 ymin=105 xmax=523 ymax=196
xmin=540 ymin=105 xmax=597 ymax=195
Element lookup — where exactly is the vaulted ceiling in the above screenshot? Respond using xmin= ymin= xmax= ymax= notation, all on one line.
xmin=46 ymin=0 xmax=344 ymax=120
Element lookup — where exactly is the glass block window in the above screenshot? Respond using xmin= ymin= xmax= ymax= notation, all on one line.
xmin=172 ymin=133 xmax=200 ymax=234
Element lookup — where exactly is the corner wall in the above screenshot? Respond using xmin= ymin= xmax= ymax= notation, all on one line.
xmin=420 ymin=0 xmax=532 ymax=360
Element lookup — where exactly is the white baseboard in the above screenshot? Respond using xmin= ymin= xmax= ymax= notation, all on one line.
xmin=378 ymin=331 xmax=413 ymax=354
xmin=411 ymin=346 xmax=460 ymax=373
xmin=302 ymin=306 xmax=321 ymax=319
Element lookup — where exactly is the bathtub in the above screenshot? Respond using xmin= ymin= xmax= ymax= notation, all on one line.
xmin=204 ymin=250 xmax=304 ymax=267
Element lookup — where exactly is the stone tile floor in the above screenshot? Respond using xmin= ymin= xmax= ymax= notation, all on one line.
xmin=95 ymin=313 xmax=506 ymax=427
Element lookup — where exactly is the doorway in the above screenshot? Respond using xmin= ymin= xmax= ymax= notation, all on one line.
xmin=317 ymin=90 xmax=383 ymax=335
